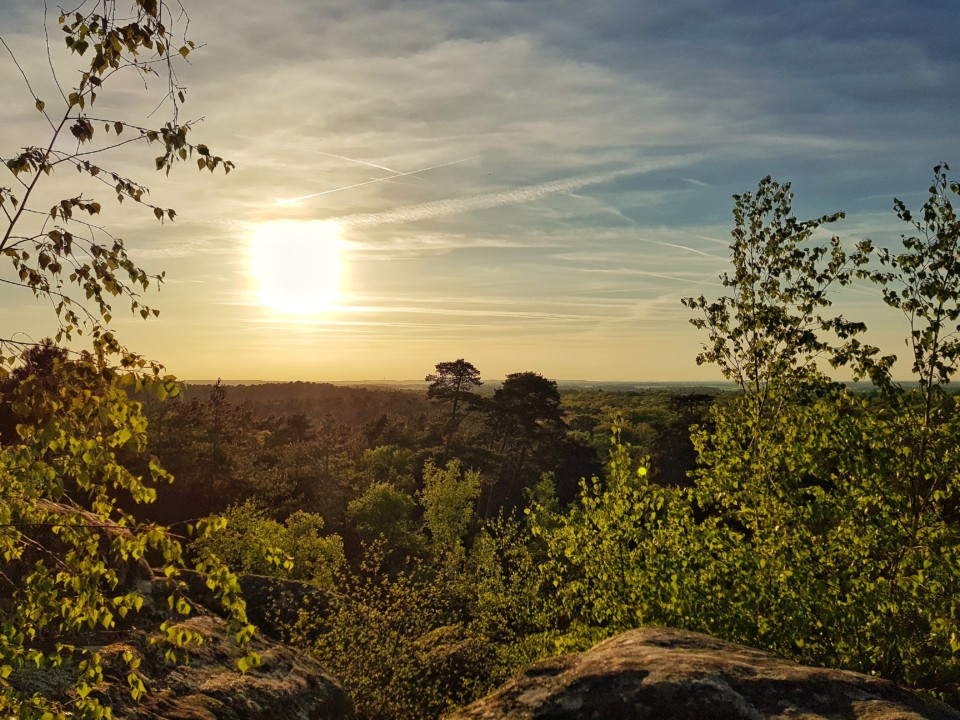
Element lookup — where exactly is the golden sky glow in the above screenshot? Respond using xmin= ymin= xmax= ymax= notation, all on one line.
xmin=1 ymin=2 xmax=958 ymax=382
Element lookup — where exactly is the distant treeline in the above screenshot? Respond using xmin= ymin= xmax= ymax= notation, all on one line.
xmin=178 ymin=380 xmax=434 ymax=425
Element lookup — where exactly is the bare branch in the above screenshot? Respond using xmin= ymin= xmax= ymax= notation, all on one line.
xmin=43 ymin=0 xmax=68 ymax=105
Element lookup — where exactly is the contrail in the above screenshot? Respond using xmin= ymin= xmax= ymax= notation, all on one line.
xmin=232 ymin=133 xmax=410 ymax=176
xmin=302 ymin=149 xmax=406 ymax=175
xmin=650 ymin=240 xmax=724 ymax=260
xmin=332 ymin=156 xmax=699 ymax=228
xmin=274 ymin=157 xmax=476 ymax=206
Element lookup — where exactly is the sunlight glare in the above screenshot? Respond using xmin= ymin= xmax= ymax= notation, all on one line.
xmin=247 ymin=220 xmax=345 ymax=316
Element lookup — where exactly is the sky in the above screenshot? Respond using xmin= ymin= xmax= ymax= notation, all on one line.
xmin=1 ymin=0 xmax=959 ymax=382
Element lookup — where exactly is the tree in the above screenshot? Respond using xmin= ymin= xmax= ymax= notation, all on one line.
xmin=873 ymin=163 xmax=960 ymax=394
xmin=426 ymin=359 xmax=483 ymax=459
xmin=0 ymin=3 xmax=231 ymax=370
xmin=0 ymin=3 xmax=249 ymax=717
xmin=587 ymin=169 xmax=960 ymax=696
xmin=529 ymin=429 xmax=688 ymax=631
xmin=682 ymin=177 xmax=876 ymax=424
xmin=863 ymin=163 xmax=960 ymax=616
xmin=485 ymin=372 xmax=565 ymax=509
xmin=531 ymin=169 xmax=960 ymax=703
xmin=419 ymin=459 xmax=482 ymax=557
xmin=489 ymin=372 xmax=563 ymax=442
xmin=189 ymin=501 xmax=345 ymax=589
xmin=347 ymin=482 xmax=422 ymax=557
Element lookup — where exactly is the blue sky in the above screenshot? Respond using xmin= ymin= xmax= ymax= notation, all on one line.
xmin=1 ymin=0 xmax=959 ymax=381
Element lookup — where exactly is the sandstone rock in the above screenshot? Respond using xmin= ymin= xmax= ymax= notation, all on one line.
xmin=98 ymin=612 xmax=353 ymax=720
xmin=8 ymin=573 xmax=353 ymax=720
xmin=4 ymin=501 xmax=353 ymax=720
xmin=447 ymin=627 xmax=960 ymax=720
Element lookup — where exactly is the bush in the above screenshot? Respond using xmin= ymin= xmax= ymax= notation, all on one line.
xmin=189 ymin=501 xmax=344 ymax=588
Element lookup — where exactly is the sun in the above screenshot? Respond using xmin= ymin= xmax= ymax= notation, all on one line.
xmin=247 ymin=219 xmax=346 ymax=316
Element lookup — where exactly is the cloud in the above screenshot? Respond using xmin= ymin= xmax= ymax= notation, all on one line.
xmin=332 ymin=156 xmax=699 ymax=227
xmin=2 ymin=0 xmax=959 ymax=380
xmin=275 ymin=156 xmax=477 ymax=206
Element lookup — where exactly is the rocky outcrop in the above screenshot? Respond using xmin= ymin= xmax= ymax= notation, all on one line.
xmin=4 ymin=501 xmax=353 ymax=720
xmin=97 ymin=611 xmax=352 ymax=720
xmin=7 ymin=568 xmax=354 ymax=720
xmin=447 ymin=627 xmax=960 ymax=720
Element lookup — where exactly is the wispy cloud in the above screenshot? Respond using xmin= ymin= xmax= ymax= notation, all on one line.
xmin=3 ymin=0 xmax=956 ymax=381
xmin=574 ymin=269 xmax=715 ymax=285
xmin=332 ymin=156 xmax=699 ymax=227
xmin=296 ymin=148 xmax=407 ymax=176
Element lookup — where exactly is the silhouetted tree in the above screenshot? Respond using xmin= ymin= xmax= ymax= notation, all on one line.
xmin=426 ymin=359 xmax=483 ymax=459
xmin=485 ymin=372 xmax=566 ymax=509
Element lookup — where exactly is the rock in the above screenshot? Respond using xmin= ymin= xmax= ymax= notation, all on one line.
xmin=4 ymin=502 xmax=353 ymax=720
xmin=98 ymin=612 xmax=353 ymax=720
xmin=8 ymin=573 xmax=353 ymax=720
xmin=446 ymin=627 xmax=960 ymax=720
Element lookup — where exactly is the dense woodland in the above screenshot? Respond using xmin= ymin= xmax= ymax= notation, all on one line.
xmin=139 ymin=374 xmax=722 ymax=718
xmin=3 ymin=2 xmax=960 ymax=719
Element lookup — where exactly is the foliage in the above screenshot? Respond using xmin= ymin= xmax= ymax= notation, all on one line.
xmin=0 ymin=354 xmax=256 ymax=719
xmin=529 ymin=429 xmax=690 ymax=631
xmin=419 ymin=460 xmax=482 ymax=556
xmin=532 ymin=397 xmax=960 ymax=697
xmin=0 ymin=0 xmax=230 ymax=371
xmin=174 ymin=381 xmax=434 ymax=428
xmin=489 ymin=372 xmax=564 ymax=439
xmin=426 ymin=359 xmax=483 ymax=407
xmin=484 ymin=372 xmax=567 ymax=508
xmin=188 ymin=501 xmax=345 ymax=589
xmin=676 ymin=167 xmax=960 ymax=696
xmin=144 ymin=384 xmax=270 ymax=520
xmin=688 ymin=391 xmax=960 ymax=691
xmin=467 ymin=515 xmax=551 ymax=643
xmin=530 ymin=166 xmax=960 ymax=706
xmin=873 ymin=163 xmax=960 ymax=391
xmin=561 ymin=388 xmax=717 ymax=486
xmin=346 ymin=482 xmax=422 ymax=555
xmin=360 ymin=444 xmax=417 ymax=491
xmin=300 ymin=548 xmax=465 ymax=720
xmin=295 ymin=519 xmax=551 ymax=720
xmin=682 ymin=177 xmax=876 ymax=421
xmin=0 ymin=1 xmax=250 ymax=716
xmin=265 ymin=426 xmax=554 ymax=720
